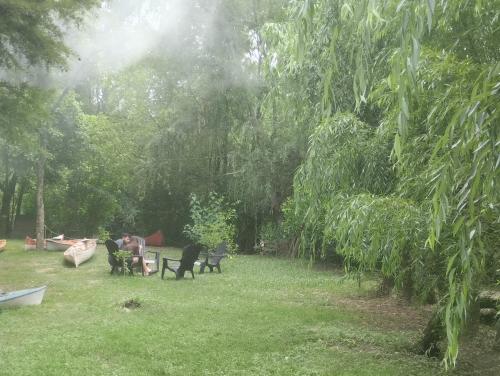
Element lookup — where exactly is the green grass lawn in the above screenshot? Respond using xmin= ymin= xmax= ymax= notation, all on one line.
xmin=0 ymin=240 xmax=445 ymax=375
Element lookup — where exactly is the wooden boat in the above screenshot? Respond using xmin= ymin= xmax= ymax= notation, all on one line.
xmin=0 ymin=285 xmax=47 ymax=307
xmin=25 ymin=236 xmax=35 ymax=250
xmin=25 ymin=236 xmax=42 ymax=250
xmin=25 ymin=235 xmax=64 ymax=250
xmin=144 ymin=230 xmax=165 ymax=246
xmin=46 ymin=237 xmax=79 ymax=251
xmin=0 ymin=239 xmax=6 ymax=252
xmin=63 ymin=239 xmax=97 ymax=267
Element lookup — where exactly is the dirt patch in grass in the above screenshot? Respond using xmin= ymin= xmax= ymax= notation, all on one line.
xmin=327 ymin=293 xmax=499 ymax=375
xmin=454 ymin=326 xmax=499 ymax=376
xmin=315 ymin=290 xmax=433 ymax=331
xmin=341 ymin=296 xmax=433 ymax=331
xmin=122 ymin=299 xmax=141 ymax=310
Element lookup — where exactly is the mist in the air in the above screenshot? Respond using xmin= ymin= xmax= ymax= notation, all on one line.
xmin=65 ymin=0 xmax=215 ymax=82
xmin=1 ymin=0 xmax=234 ymax=88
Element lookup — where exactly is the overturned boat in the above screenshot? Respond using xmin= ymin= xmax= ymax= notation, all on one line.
xmin=46 ymin=237 xmax=79 ymax=251
xmin=0 ymin=286 xmax=47 ymax=307
xmin=63 ymin=239 xmax=97 ymax=267
xmin=144 ymin=230 xmax=165 ymax=246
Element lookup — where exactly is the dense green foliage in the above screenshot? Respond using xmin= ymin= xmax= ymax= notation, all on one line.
xmin=184 ymin=192 xmax=237 ymax=252
xmin=289 ymin=0 xmax=500 ymax=367
xmin=0 ymin=0 xmax=498 ymax=369
xmin=0 ymin=0 xmax=98 ymax=69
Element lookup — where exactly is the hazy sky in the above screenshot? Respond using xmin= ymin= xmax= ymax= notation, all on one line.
xmin=0 ymin=0 xmax=259 ymax=90
xmin=0 ymin=0 xmax=220 ymax=87
xmin=65 ymin=0 xmax=210 ymax=83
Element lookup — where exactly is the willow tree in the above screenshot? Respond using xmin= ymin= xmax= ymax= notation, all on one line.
xmin=291 ymin=0 xmax=499 ymax=367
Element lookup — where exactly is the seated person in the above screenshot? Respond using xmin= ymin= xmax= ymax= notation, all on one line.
xmin=119 ymin=233 xmax=152 ymax=275
xmin=114 ymin=237 xmax=124 ymax=249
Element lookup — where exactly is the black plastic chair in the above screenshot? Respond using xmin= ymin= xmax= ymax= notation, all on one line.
xmin=106 ymin=237 xmax=159 ymax=276
xmin=161 ymin=244 xmax=203 ymax=280
xmin=105 ymin=239 xmax=132 ymax=275
xmin=199 ymin=242 xmax=227 ymax=274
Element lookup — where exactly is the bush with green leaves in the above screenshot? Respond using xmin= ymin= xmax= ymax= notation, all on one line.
xmin=96 ymin=226 xmax=110 ymax=243
xmin=293 ymin=113 xmax=395 ymax=256
xmin=184 ymin=192 xmax=237 ymax=253
xmin=259 ymin=222 xmax=284 ymax=243
xmin=113 ymin=250 xmax=132 ymax=275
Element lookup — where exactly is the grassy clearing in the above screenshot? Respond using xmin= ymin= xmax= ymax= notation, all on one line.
xmin=0 ymin=240 xmax=445 ymax=375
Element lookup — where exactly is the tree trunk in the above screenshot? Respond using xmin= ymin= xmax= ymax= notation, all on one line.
xmin=400 ymin=250 xmax=414 ymax=301
xmin=33 ymin=87 xmax=68 ymax=248
xmin=10 ymin=179 xmax=26 ymax=233
xmin=35 ymin=147 xmax=46 ymax=250
xmin=417 ymin=311 xmax=444 ymax=357
xmin=494 ymin=318 xmax=500 ymax=352
xmin=0 ymin=148 xmax=10 ymax=236
xmin=377 ymin=277 xmax=395 ymax=297
xmin=0 ymin=173 xmax=17 ymax=237
xmin=289 ymin=236 xmax=300 ymax=258
xmin=463 ymin=296 xmax=481 ymax=337
xmin=4 ymin=174 xmax=17 ymax=237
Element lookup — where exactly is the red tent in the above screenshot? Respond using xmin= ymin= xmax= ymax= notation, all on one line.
xmin=144 ymin=230 xmax=165 ymax=246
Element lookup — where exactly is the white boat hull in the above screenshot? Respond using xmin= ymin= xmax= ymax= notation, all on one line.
xmin=46 ymin=239 xmax=78 ymax=251
xmin=0 ymin=286 xmax=47 ymax=307
xmin=64 ymin=239 xmax=97 ymax=267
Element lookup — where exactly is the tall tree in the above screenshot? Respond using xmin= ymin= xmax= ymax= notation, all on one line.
xmin=0 ymin=0 xmax=99 ymax=247
xmin=291 ymin=0 xmax=499 ymax=367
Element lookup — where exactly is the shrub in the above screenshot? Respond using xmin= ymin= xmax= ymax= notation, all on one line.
xmin=97 ymin=226 xmax=110 ymax=243
xmin=113 ymin=250 xmax=132 ymax=275
xmin=184 ymin=192 xmax=237 ymax=253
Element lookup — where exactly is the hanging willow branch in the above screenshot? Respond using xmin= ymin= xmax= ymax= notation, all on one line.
xmin=296 ymin=0 xmax=500 ymax=367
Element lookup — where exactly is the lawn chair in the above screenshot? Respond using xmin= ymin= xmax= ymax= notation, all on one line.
xmin=105 ymin=238 xmax=159 ymax=276
xmin=128 ymin=235 xmax=160 ymax=276
xmin=161 ymin=244 xmax=203 ymax=280
xmin=199 ymin=242 xmax=227 ymax=274
xmin=134 ymin=236 xmax=160 ymax=276
xmin=105 ymin=239 xmax=132 ymax=275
